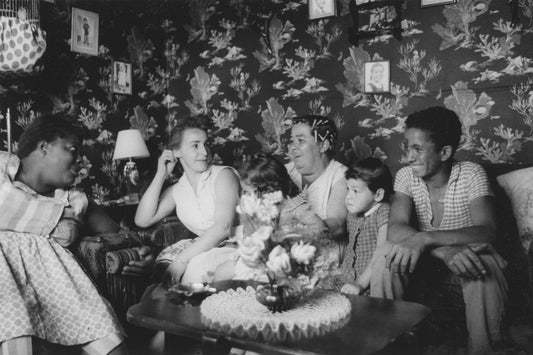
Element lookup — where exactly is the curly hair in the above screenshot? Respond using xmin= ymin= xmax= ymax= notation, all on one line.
xmin=17 ymin=113 xmax=86 ymax=159
xmin=405 ymin=106 xmax=462 ymax=155
xmin=290 ymin=115 xmax=338 ymax=158
xmin=168 ymin=115 xmax=211 ymax=149
xmin=239 ymin=153 xmax=294 ymax=197
xmin=345 ymin=157 xmax=393 ymax=202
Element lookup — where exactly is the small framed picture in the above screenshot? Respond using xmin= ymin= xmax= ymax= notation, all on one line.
xmin=71 ymin=7 xmax=99 ymax=56
xmin=113 ymin=61 xmax=132 ymax=95
xmin=309 ymin=0 xmax=337 ymax=20
xmin=364 ymin=60 xmax=390 ymax=94
xmin=421 ymin=0 xmax=456 ymax=8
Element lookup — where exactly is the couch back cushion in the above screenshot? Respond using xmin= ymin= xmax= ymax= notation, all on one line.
xmin=497 ymin=167 xmax=533 ymax=254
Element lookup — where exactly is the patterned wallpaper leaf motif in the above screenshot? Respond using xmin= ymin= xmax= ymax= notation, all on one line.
xmin=398 ymin=40 xmax=442 ymax=96
xmin=510 ymin=79 xmax=533 ymax=134
xmin=256 ymin=98 xmax=296 ymax=155
xmin=129 ymin=106 xmax=158 ymax=140
xmin=127 ymin=27 xmax=154 ymax=78
xmin=433 ymin=0 xmax=492 ymax=50
xmin=336 ymin=46 xmax=370 ymax=108
xmin=184 ymin=0 xmax=217 ymax=42
xmin=444 ymin=81 xmax=494 ymax=149
xmin=185 ymin=66 xmax=221 ymax=115
xmin=253 ymin=15 xmax=295 ymax=72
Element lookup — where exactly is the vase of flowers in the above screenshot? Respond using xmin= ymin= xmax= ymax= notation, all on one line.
xmin=233 ymin=190 xmax=339 ymax=313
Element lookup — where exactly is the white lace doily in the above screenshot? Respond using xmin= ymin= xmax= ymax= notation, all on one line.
xmin=200 ymin=286 xmax=351 ymax=342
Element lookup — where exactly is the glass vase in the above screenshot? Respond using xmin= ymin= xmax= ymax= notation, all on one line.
xmin=255 ymin=283 xmax=302 ymax=313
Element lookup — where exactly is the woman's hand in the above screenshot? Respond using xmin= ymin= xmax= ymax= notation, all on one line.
xmin=157 ymin=149 xmax=178 ymax=177
xmin=162 ymin=260 xmax=188 ymax=288
xmin=122 ymin=246 xmax=155 ymax=277
xmin=341 ymin=282 xmax=365 ymax=295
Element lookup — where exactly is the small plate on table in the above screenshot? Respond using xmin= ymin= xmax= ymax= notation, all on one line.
xmin=167 ymin=282 xmax=216 ymax=304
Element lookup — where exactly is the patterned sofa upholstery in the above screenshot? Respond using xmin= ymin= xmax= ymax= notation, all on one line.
xmin=74 ymin=216 xmax=194 ymax=321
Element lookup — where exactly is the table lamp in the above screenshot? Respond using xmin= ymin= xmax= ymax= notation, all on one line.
xmin=112 ymin=129 xmax=150 ymax=202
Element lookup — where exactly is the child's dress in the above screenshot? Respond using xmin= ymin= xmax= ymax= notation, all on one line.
xmin=0 ymin=153 xmax=123 ymax=348
xmin=336 ymin=202 xmax=390 ymax=289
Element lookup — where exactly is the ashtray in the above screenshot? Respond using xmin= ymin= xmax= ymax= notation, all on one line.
xmin=168 ymin=282 xmax=216 ymax=299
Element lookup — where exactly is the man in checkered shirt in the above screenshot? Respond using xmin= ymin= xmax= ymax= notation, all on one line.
xmin=370 ymin=107 xmax=508 ymax=354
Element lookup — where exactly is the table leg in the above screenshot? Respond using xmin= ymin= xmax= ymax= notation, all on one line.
xmin=202 ymin=332 xmax=231 ymax=355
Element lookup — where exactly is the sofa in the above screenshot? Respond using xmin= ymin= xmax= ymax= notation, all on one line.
xmin=74 ymin=216 xmax=195 ymax=321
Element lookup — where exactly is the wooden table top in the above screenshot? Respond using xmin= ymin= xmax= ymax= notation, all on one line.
xmin=127 ymin=281 xmax=430 ymax=355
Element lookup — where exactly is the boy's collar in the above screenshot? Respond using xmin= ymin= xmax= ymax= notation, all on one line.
xmin=364 ymin=203 xmax=381 ymax=217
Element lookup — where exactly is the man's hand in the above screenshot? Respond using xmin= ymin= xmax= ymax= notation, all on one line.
xmin=122 ymin=246 xmax=155 ymax=277
xmin=162 ymin=260 xmax=188 ymax=288
xmin=438 ymin=243 xmax=507 ymax=279
xmin=341 ymin=282 xmax=366 ymax=295
xmin=385 ymin=232 xmax=430 ymax=275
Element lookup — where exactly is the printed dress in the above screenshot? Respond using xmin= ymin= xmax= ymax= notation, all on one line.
xmin=0 ymin=152 xmax=123 ymax=346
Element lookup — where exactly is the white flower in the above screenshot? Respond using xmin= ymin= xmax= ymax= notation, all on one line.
xmin=263 ymin=191 xmax=283 ymax=204
xmin=266 ymin=245 xmax=292 ymax=278
xmin=256 ymin=202 xmax=279 ymax=223
xmin=236 ymin=193 xmax=261 ymax=217
xmin=238 ymin=236 xmax=265 ymax=267
xmin=290 ymin=241 xmax=316 ymax=265
xmin=251 ymin=226 xmax=273 ymax=241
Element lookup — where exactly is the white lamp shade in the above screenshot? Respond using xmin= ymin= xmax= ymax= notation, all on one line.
xmin=112 ymin=129 xmax=150 ymax=160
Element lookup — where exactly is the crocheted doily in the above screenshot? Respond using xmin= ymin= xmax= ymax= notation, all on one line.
xmin=200 ymin=286 xmax=351 ymax=342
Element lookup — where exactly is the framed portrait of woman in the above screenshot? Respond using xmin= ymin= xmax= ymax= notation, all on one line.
xmin=113 ymin=61 xmax=132 ymax=95
xmin=308 ymin=0 xmax=337 ymax=20
xmin=70 ymin=8 xmax=99 ymax=56
xmin=364 ymin=60 xmax=390 ymax=94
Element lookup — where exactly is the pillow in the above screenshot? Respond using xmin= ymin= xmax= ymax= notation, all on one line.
xmin=497 ymin=167 xmax=533 ymax=253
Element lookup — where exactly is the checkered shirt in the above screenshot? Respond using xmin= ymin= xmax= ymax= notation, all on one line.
xmin=0 ymin=152 xmax=87 ymax=236
xmin=342 ymin=203 xmax=390 ymax=281
xmin=394 ymin=161 xmax=493 ymax=231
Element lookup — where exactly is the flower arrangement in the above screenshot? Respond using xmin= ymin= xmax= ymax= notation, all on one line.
xmin=233 ymin=190 xmax=339 ymax=311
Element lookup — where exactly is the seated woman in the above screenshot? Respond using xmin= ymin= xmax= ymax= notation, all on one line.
xmin=0 ymin=114 xmax=135 ymax=355
xmin=135 ymin=115 xmax=240 ymax=291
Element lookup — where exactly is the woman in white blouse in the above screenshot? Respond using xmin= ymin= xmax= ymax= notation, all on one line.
xmin=135 ymin=115 xmax=240 ymax=288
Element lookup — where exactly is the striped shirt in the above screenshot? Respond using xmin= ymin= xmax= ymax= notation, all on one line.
xmin=0 ymin=152 xmax=87 ymax=236
xmin=394 ymin=161 xmax=493 ymax=231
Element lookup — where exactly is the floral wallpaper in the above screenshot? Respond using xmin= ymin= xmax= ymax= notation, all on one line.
xmin=0 ymin=0 xmax=532 ymax=202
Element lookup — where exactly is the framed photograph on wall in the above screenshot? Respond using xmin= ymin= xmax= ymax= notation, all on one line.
xmin=309 ymin=0 xmax=337 ymax=20
xmin=71 ymin=8 xmax=99 ymax=56
xmin=364 ymin=60 xmax=390 ymax=94
xmin=421 ymin=0 xmax=456 ymax=8
xmin=113 ymin=61 xmax=132 ymax=95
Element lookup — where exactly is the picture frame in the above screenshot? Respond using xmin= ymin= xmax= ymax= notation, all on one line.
xmin=113 ymin=61 xmax=133 ymax=95
xmin=308 ymin=0 xmax=337 ymax=20
xmin=364 ymin=60 xmax=390 ymax=94
xmin=420 ymin=0 xmax=456 ymax=8
xmin=71 ymin=8 xmax=99 ymax=56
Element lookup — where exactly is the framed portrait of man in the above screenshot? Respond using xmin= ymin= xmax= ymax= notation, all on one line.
xmin=309 ymin=0 xmax=337 ymax=20
xmin=364 ymin=60 xmax=390 ymax=94
xmin=113 ymin=61 xmax=132 ymax=95
xmin=71 ymin=8 xmax=99 ymax=56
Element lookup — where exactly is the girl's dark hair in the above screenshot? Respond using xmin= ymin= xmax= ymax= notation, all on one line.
xmin=17 ymin=113 xmax=85 ymax=159
xmin=405 ymin=106 xmax=462 ymax=155
xmin=239 ymin=153 xmax=293 ymax=197
xmin=168 ymin=115 xmax=211 ymax=149
xmin=345 ymin=157 xmax=393 ymax=202
xmin=291 ymin=115 xmax=337 ymax=158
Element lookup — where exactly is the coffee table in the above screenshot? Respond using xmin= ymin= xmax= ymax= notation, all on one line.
xmin=127 ymin=281 xmax=430 ymax=354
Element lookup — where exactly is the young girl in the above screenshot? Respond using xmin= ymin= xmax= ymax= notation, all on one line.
xmin=337 ymin=157 xmax=393 ymax=295
xmin=214 ymin=153 xmax=333 ymax=282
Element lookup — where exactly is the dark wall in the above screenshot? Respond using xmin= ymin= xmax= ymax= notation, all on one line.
xmin=1 ymin=0 xmax=532 ymax=200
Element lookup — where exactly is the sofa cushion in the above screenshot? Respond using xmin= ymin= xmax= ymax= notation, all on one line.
xmin=497 ymin=167 xmax=533 ymax=254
